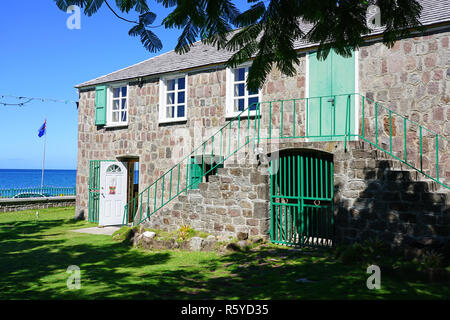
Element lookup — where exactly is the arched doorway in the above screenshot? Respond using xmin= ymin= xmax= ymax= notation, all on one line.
xmin=269 ymin=149 xmax=334 ymax=247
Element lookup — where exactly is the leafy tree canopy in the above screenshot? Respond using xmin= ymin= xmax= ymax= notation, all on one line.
xmin=55 ymin=0 xmax=423 ymax=90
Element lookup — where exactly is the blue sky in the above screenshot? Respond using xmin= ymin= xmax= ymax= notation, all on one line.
xmin=0 ymin=0 xmax=251 ymax=170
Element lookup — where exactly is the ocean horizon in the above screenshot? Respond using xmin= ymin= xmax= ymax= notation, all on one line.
xmin=0 ymin=169 xmax=77 ymax=189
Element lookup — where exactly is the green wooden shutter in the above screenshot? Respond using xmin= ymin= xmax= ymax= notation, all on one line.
xmin=189 ymin=158 xmax=203 ymax=189
xmin=95 ymin=85 xmax=107 ymax=126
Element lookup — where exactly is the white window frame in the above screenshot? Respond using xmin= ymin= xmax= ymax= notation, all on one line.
xmin=107 ymin=83 xmax=129 ymax=127
xmin=226 ymin=63 xmax=261 ymax=119
xmin=159 ymin=73 xmax=188 ymax=124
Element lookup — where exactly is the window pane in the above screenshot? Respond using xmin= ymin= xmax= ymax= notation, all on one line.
xmin=113 ymin=88 xmax=120 ymax=98
xmin=167 ymin=79 xmax=175 ymax=91
xmin=234 ymin=98 xmax=245 ymax=111
xmin=234 ymin=68 xmax=245 ymax=82
xmin=234 ymin=83 xmax=245 ymax=97
xmin=112 ymin=100 xmax=119 ymax=110
xmin=167 ymin=92 xmax=175 ymax=104
xmin=248 ymin=97 xmax=259 ymax=110
xmin=178 ymin=91 xmax=185 ymax=104
xmin=166 ymin=106 xmax=174 ymax=118
xmin=178 ymin=77 xmax=185 ymax=90
xmin=112 ymin=112 xmax=119 ymax=122
xmin=121 ymin=111 xmax=127 ymax=122
xmin=121 ymin=86 xmax=127 ymax=97
xmin=107 ymin=164 xmax=121 ymax=173
xmin=177 ymin=105 xmax=185 ymax=118
xmin=121 ymin=99 xmax=127 ymax=109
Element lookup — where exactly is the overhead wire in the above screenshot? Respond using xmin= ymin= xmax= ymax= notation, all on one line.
xmin=0 ymin=94 xmax=77 ymax=107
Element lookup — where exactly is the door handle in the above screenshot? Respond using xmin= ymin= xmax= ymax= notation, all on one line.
xmin=327 ymin=98 xmax=335 ymax=106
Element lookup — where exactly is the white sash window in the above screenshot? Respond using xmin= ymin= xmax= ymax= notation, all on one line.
xmin=226 ymin=65 xmax=260 ymax=118
xmin=159 ymin=74 xmax=188 ymax=123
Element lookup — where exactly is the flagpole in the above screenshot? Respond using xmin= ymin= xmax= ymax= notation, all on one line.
xmin=41 ymin=119 xmax=46 ymax=191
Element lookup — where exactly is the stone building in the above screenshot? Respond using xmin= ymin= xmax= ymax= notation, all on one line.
xmin=75 ymin=0 xmax=449 ymax=250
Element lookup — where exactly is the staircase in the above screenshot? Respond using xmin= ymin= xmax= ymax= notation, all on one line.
xmin=123 ymin=93 xmax=449 ymax=229
xmin=338 ymin=147 xmax=449 ymax=247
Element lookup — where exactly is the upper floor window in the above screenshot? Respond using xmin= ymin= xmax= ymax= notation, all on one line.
xmin=94 ymin=84 xmax=128 ymax=127
xmin=159 ymin=75 xmax=187 ymax=123
xmin=108 ymin=85 xmax=128 ymax=126
xmin=226 ymin=66 xmax=260 ymax=117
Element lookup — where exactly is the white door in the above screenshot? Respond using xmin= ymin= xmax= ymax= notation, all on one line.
xmin=99 ymin=161 xmax=128 ymax=226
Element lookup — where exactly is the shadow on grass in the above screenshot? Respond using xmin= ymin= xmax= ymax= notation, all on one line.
xmin=1 ymin=218 xmax=448 ymax=299
xmin=152 ymin=246 xmax=448 ymax=300
xmin=0 ymin=218 xmax=171 ymax=299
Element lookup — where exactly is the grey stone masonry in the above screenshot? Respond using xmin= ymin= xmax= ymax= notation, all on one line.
xmin=0 ymin=196 xmax=76 ymax=213
xmin=333 ymin=143 xmax=449 ymax=249
xmin=136 ymin=138 xmax=449 ymax=251
xmin=140 ymin=163 xmax=271 ymax=239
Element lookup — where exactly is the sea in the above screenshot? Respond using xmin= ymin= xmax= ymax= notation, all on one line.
xmin=0 ymin=169 xmax=77 ymax=189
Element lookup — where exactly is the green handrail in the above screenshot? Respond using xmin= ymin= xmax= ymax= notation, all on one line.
xmin=123 ymin=102 xmax=262 ymax=225
xmin=123 ymin=92 xmax=449 ymax=226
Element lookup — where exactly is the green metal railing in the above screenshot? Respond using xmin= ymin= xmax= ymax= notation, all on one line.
xmin=124 ymin=92 xmax=449 ymax=226
xmin=123 ymin=103 xmax=262 ymax=225
xmin=0 ymin=186 xmax=76 ymax=199
xmin=356 ymin=93 xmax=449 ymax=190
xmin=88 ymin=160 xmax=115 ymax=223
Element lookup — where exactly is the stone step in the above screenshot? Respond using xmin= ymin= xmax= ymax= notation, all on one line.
xmin=383 ymin=170 xmax=412 ymax=181
xmin=365 ymin=178 xmax=442 ymax=194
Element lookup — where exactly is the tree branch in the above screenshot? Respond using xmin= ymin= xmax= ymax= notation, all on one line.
xmin=104 ymin=0 xmax=138 ymax=24
xmin=104 ymin=0 xmax=163 ymax=28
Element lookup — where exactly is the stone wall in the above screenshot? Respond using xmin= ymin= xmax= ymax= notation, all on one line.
xmin=133 ymin=138 xmax=449 ymax=249
xmin=140 ymin=163 xmax=270 ymax=239
xmin=0 ymin=196 xmax=76 ymax=213
xmin=359 ymin=30 xmax=450 ymax=186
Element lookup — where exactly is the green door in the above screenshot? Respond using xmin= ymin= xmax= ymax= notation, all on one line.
xmin=188 ymin=157 xmax=203 ymax=190
xmin=270 ymin=151 xmax=334 ymax=247
xmin=308 ymin=49 xmax=355 ymax=140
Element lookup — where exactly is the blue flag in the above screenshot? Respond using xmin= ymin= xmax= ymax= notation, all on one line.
xmin=38 ymin=120 xmax=46 ymax=137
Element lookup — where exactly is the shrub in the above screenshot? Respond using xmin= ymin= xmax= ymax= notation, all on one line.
xmin=178 ymin=225 xmax=194 ymax=241
xmin=420 ymin=250 xmax=444 ymax=270
xmin=176 ymin=225 xmax=210 ymax=242
xmin=335 ymin=238 xmax=391 ymax=265
xmin=362 ymin=238 xmax=391 ymax=258
xmin=338 ymin=243 xmax=366 ymax=264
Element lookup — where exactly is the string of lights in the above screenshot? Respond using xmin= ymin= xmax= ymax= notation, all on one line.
xmin=0 ymin=94 xmax=78 ymax=107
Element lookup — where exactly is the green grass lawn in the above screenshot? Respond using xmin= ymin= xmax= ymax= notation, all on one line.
xmin=0 ymin=206 xmax=448 ymax=299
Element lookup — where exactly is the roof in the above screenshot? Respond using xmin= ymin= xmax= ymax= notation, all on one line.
xmin=76 ymin=0 xmax=450 ymax=88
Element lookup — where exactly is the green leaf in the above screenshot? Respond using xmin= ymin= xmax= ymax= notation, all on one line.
xmin=84 ymin=0 xmax=105 ymax=16
xmin=129 ymin=24 xmax=162 ymax=52
xmin=139 ymin=11 xmax=157 ymax=26
xmin=54 ymin=0 xmax=87 ymax=11
xmin=234 ymin=1 xmax=265 ymax=27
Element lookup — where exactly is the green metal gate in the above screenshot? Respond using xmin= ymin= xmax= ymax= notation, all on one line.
xmin=88 ymin=160 xmax=114 ymax=223
xmin=270 ymin=150 xmax=334 ymax=247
